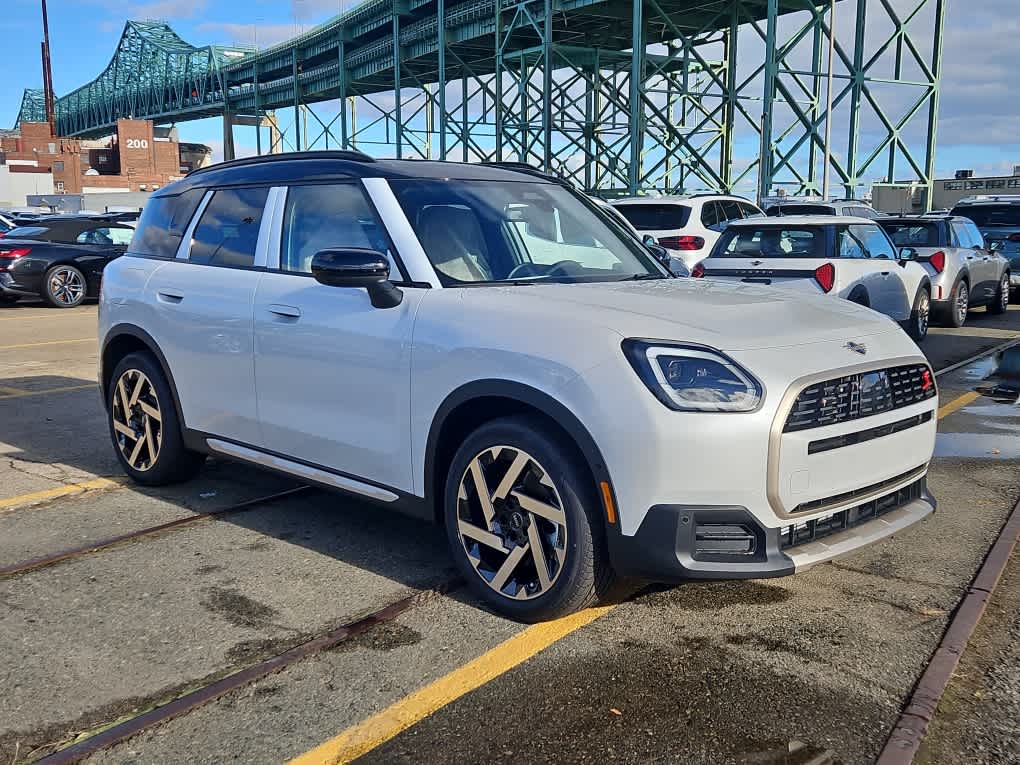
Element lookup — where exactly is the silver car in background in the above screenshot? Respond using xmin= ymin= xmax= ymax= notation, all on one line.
xmin=949 ymin=196 xmax=1020 ymax=295
xmin=879 ymin=215 xmax=1011 ymax=328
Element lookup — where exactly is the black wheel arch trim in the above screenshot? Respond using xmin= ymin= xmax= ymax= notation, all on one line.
xmin=101 ymin=324 xmax=186 ymax=426
xmin=424 ymin=379 xmax=618 ymax=528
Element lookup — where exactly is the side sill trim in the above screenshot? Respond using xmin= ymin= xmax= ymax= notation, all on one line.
xmin=206 ymin=439 xmax=399 ymax=503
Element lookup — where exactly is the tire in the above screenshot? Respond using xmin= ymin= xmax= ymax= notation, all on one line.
xmin=107 ymin=352 xmax=205 ymax=485
xmin=939 ymin=279 xmax=969 ymax=328
xmin=443 ymin=415 xmax=614 ymax=622
xmin=42 ymin=264 xmax=87 ymax=308
xmin=903 ymin=286 xmax=931 ymax=342
xmin=0 ymin=295 xmax=19 ymax=306
xmin=987 ymin=273 xmax=1010 ymax=315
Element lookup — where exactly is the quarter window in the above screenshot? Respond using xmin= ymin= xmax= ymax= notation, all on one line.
xmin=188 ymin=187 xmax=269 ymax=268
xmin=719 ymin=200 xmax=744 ymax=222
xmin=280 ymin=184 xmax=393 ymax=274
xmin=701 ymin=202 xmax=722 ymax=228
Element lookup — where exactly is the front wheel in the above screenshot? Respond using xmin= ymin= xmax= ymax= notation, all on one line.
xmin=42 ymin=264 xmax=87 ymax=308
xmin=107 ymin=352 xmax=205 ymax=485
xmin=904 ymin=287 xmax=930 ymax=342
xmin=987 ymin=273 xmax=1010 ymax=315
xmin=443 ymin=416 xmax=614 ymax=622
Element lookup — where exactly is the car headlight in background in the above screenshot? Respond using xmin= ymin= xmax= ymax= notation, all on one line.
xmin=622 ymin=339 xmax=763 ymax=412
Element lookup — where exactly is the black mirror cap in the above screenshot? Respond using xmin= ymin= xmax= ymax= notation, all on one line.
xmin=311 ymin=248 xmax=391 ymax=287
xmin=898 ymin=246 xmax=918 ymax=262
xmin=310 ymin=248 xmax=403 ymax=308
xmin=641 ymin=234 xmax=657 ymax=246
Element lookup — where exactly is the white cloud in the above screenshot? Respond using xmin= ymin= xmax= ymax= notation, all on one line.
xmin=196 ymin=21 xmax=302 ymax=48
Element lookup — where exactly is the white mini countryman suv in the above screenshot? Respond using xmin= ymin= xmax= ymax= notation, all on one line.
xmin=99 ymin=153 xmax=938 ymax=621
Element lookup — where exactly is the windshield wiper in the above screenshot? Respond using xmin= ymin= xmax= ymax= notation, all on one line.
xmin=618 ymin=272 xmax=665 ymax=281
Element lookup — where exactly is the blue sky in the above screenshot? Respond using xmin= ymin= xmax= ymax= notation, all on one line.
xmin=1 ymin=0 xmax=1017 ymax=185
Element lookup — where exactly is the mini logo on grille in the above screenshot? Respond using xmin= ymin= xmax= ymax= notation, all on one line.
xmin=844 ymin=341 xmax=868 ymax=355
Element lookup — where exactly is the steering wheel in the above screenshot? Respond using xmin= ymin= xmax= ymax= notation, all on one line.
xmin=506 ymin=262 xmax=548 ymax=280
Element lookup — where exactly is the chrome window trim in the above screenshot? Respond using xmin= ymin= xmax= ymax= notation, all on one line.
xmin=361 ymin=176 xmax=441 ymax=287
xmin=175 ymin=189 xmax=214 ymax=259
xmin=766 ymin=354 xmax=936 ymax=519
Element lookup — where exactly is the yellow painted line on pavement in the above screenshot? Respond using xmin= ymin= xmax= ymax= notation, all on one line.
xmin=291 ymin=388 xmax=986 ymax=765
xmin=0 ymin=311 xmax=95 ymax=323
xmin=937 ymin=390 xmax=982 ymax=420
xmin=0 ymin=383 xmax=98 ymax=400
xmin=0 ymin=338 xmax=94 ymax=350
xmin=288 ymin=606 xmax=614 ymax=765
xmin=0 ymin=477 xmax=122 ymax=514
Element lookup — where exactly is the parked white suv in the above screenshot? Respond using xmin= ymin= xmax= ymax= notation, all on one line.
xmin=611 ymin=195 xmax=763 ymax=269
xmin=697 ymin=216 xmax=934 ymax=341
xmin=99 ymin=154 xmax=938 ymax=621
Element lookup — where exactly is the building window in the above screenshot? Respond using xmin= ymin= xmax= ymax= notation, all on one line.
xmin=967 ymin=180 xmax=986 ymax=190
xmin=55 ymin=181 xmax=65 ymax=192
xmin=53 ymin=160 xmax=64 ymax=172
xmin=97 ymin=154 xmax=107 ymax=164
xmin=48 ymin=142 xmax=56 ymax=154
xmin=1009 ymin=179 xmax=1020 ymax=189
xmin=943 ymin=181 xmax=964 ymax=191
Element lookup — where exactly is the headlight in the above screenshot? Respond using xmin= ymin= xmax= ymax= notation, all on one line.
xmin=622 ymin=339 xmax=763 ymax=412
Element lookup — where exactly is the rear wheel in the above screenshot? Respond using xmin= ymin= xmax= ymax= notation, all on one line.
xmin=987 ymin=273 xmax=1010 ymax=315
xmin=107 ymin=352 xmax=205 ymax=485
xmin=941 ymin=279 xmax=969 ymax=328
xmin=42 ymin=264 xmax=87 ymax=308
xmin=904 ymin=287 xmax=930 ymax=342
xmin=443 ymin=416 xmax=614 ymax=622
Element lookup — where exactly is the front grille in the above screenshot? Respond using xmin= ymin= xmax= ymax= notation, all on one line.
xmin=780 ymin=477 xmax=926 ymax=550
xmin=784 ymin=364 xmax=936 ymax=433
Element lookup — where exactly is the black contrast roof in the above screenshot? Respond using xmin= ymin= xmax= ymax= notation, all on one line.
xmin=158 ymin=152 xmax=558 ymax=197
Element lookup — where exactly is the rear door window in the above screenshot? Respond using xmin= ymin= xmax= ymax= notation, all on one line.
xmin=880 ymin=222 xmax=939 ymax=247
xmin=701 ymin=202 xmax=722 ymax=229
xmin=719 ymin=200 xmax=744 ymax=222
xmin=612 ymin=204 xmax=691 ymax=231
xmin=187 ymin=187 xmax=270 ymax=268
xmin=131 ymin=189 xmax=205 ymax=258
xmin=965 ymin=220 xmax=986 ymax=248
xmin=738 ymin=202 xmax=762 ymax=219
xmin=848 ymin=224 xmax=896 ymax=259
xmin=951 ymin=220 xmax=976 ymax=248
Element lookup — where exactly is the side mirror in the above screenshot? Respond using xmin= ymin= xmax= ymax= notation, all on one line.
xmin=898 ymin=247 xmax=918 ymax=266
xmin=641 ymin=234 xmax=657 ymax=246
xmin=990 ymin=241 xmax=1002 ymax=252
xmin=310 ymin=248 xmax=403 ymax=308
xmin=646 ymin=242 xmax=672 ymax=265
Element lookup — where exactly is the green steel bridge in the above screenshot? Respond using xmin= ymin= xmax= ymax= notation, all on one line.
xmin=14 ymin=0 xmax=946 ymax=199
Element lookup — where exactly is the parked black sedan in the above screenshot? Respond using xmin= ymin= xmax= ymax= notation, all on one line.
xmin=0 ymin=218 xmax=135 ymax=307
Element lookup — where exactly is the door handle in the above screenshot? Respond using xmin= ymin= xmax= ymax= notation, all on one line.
xmin=156 ymin=290 xmax=184 ymax=304
xmin=267 ymin=303 xmax=302 ymax=319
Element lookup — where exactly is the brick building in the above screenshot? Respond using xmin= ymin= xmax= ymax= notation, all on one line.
xmin=0 ymin=120 xmax=210 ymax=198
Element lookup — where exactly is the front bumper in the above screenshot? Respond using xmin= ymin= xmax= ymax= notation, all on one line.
xmin=608 ymin=478 xmax=935 ymax=581
xmin=1011 ymin=273 xmax=1020 ymax=288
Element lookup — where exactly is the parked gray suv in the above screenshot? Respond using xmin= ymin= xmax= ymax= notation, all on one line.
xmin=950 ymin=196 xmax=1020 ymax=295
xmin=879 ymin=215 xmax=1011 ymax=327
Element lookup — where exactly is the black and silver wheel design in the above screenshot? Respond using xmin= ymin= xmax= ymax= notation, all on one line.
xmin=111 ymin=369 xmax=163 ymax=472
xmin=455 ymin=446 xmax=568 ymax=600
xmin=43 ymin=265 xmax=86 ymax=308
xmin=107 ymin=352 xmax=205 ymax=485
xmin=906 ymin=287 xmax=930 ymax=341
xmin=443 ymin=416 xmax=615 ymax=621
xmin=988 ymin=273 xmax=1010 ymax=315
xmin=952 ymin=280 xmax=969 ymax=327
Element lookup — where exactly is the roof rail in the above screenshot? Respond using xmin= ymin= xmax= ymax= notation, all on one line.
xmin=479 ymin=161 xmax=563 ymax=182
xmin=188 ymin=149 xmax=375 ymax=177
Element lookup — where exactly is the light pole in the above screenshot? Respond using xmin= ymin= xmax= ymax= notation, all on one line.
xmin=821 ymin=0 xmax=836 ymax=201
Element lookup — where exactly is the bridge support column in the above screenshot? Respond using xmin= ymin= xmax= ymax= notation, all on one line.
xmin=222 ymin=111 xmax=236 ymax=161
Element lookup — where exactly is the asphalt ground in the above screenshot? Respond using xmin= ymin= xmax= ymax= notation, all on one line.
xmin=0 ymin=298 xmax=1018 ymax=765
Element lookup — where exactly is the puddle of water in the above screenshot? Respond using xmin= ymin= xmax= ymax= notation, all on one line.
xmin=935 ymin=432 xmax=1020 ymax=459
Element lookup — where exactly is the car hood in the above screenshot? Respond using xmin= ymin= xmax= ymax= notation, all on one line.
xmin=464 ymin=278 xmax=899 ymax=351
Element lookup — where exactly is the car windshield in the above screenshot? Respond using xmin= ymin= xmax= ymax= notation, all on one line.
xmin=765 ymin=204 xmax=833 ymax=216
xmin=880 ymin=221 xmax=940 ymax=247
xmin=951 ymin=204 xmax=1020 ymax=227
xmin=713 ymin=226 xmax=826 ymax=258
xmin=390 ymin=179 xmax=665 ymax=285
xmin=611 ymin=203 xmax=692 ymax=231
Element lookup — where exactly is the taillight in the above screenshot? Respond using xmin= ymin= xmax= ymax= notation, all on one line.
xmin=691 ymin=262 xmax=705 ymax=278
xmin=814 ymin=262 xmax=835 ymax=293
xmin=659 ymin=235 xmax=705 ymax=251
xmin=928 ymin=250 xmax=946 ymax=274
xmin=1007 ymin=233 xmax=1020 ymax=243
xmin=0 ymin=247 xmax=31 ymax=258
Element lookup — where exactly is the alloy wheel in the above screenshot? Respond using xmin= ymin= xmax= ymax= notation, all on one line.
xmin=916 ymin=291 xmax=930 ymax=337
xmin=955 ymin=282 xmax=969 ymax=326
xmin=111 ymin=369 xmax=163 ymax=471
xmin=48 ymin=267 xmax=85 ymax=306
xmin=455 ymin=446 xmax=568 ymax=600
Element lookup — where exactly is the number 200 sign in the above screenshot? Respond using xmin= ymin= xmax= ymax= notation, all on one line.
xmin=125 ymin=138 xmax=149 ymax=150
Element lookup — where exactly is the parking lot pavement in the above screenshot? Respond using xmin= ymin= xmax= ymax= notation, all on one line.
xmin=0 ymin=301 xmax=1018 ymax=765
